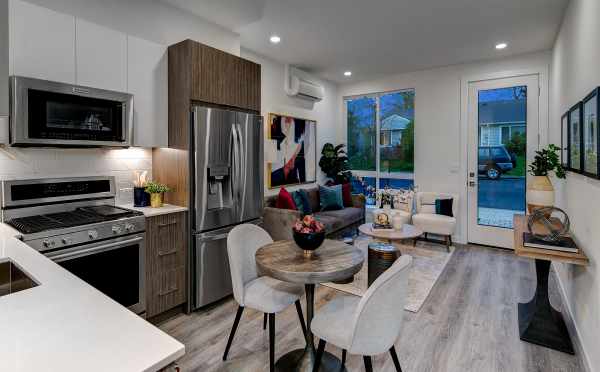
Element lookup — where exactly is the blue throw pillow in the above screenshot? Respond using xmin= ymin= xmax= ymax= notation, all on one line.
xmin=292 ymin=189 xmax=313 ymax=216
xmin=319 ymin=185 xmax=344 ymax=211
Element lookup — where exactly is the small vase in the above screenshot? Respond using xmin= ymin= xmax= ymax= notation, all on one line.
xmin=150 ymin=193 xmax=164 ymax=208
xmin=392 ymin=214 xmax=403 ymax=231
xmin=133 ymin=187 xmax=150 ymax=207
xmin=526 ymin=175 xmax=554 ymax=214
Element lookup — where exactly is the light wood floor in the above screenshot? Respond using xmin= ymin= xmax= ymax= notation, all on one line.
xmin=159 ymin=245 xmax=586 ymax=372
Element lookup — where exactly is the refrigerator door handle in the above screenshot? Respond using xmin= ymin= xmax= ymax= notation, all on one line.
xmin=236 ymin=122 xmax=247 ymax=220
xmin=232 ymin=123 xmax=242 ymax=200
xmin=230 ymin=123 xmax=239 ymax=206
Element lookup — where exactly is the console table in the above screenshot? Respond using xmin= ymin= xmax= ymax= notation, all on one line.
xmin=513 ymin=215 xmax=588 ymax=354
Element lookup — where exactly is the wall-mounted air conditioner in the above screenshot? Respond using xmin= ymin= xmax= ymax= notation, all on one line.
xmin=284 ymin=65 xmax=324 ymax=102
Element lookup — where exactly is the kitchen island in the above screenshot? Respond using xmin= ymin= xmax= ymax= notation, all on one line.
xmin=0 ymin=224 xmax=185 ymax=372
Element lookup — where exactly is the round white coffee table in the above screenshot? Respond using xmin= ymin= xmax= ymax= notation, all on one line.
xmin=358 ymin=223 xmax=423 ymax=244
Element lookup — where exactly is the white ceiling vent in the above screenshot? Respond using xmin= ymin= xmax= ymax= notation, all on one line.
xmin=284 ymin=65 xmax=324 ymax=102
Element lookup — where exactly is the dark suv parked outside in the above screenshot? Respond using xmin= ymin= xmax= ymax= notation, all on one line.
xmin=478 ymin=145 xmax=516 ymax=180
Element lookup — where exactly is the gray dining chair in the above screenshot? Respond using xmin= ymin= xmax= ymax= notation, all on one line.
xmin=223 ymin=224 xmax=307 ymax=371
xmin=311 ymin=255 xmax=412 ymax=372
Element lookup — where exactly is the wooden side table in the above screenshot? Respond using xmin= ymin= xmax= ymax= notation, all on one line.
xmin=513 ymin=215 xmax=588 ymax=354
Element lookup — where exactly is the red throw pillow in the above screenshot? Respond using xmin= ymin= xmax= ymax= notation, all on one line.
xmin=275 ymin=187 xmax=297 ymax=210
xmin=342 ymin=183 xmax=353 ymax=207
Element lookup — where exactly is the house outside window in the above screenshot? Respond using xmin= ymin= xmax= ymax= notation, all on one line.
xmin=478 ymin=99 xmax=526 ymax=147
xmin=346 ymin=89 xmax=415 ymax=205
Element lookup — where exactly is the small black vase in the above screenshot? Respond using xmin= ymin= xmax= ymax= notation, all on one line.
xmin=293 ymin=230 xmax=325 ymax=257
xmin=133 ymin=187 xmax=150 ymax=207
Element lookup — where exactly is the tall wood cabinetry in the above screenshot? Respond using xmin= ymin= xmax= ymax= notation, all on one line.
xmin=155 ymin=39 xmax=261 ymax=208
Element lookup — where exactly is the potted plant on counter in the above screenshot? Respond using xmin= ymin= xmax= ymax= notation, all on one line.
xmin=527 ymin=144 xmax=565 ymax=214
xmin=145 ymin=181 xmax=171 ymax=208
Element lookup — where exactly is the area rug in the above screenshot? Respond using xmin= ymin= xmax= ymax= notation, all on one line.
xmin=321 ymin=236 xmax=455 ymax=312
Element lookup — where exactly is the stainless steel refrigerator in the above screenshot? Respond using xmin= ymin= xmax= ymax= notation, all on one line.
xmin=191 ymin=106 xmax=263 ymax=309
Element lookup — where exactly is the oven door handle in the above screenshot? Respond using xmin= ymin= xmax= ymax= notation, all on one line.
xmin=48 ymin=236 xmax=144 ymax=262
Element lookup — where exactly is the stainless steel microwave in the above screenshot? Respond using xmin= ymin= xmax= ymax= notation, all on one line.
xmin=9 ymin=76 xmax=133 ymax=147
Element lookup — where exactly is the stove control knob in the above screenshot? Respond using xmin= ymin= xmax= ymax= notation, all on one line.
xmin=88 ymin=230 xmax=99 ymax=240
xmin=124 ymin=223 xmax=135 ymax=232
xmin=61 ymin=237 xmax=72 ymax=245
xmin=42 ymin=239 xmax=50 ymax=248
xmin=112 ymin=225 xmax=122 ymax=234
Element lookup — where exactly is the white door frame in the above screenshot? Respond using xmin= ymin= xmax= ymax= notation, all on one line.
xmin=459 ymin=66 xmax=549 ymax=248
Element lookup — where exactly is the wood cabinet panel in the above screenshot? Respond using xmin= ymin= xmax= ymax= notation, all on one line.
xmin=147 ymin=266 xmax=185 ymax=318
xmin=240 ymin=59 xmax=261 ymax=112
xmin=189 ymin=41 xmax=259 ymax=111
xmin=146 ymin=212 xmax=186 ymax=274
xmin=145 ymin=211 xmax=187 ymax=318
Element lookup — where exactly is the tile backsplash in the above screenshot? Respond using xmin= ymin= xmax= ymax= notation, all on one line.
xmin=0 ymin=147 xmax=152 ymax=204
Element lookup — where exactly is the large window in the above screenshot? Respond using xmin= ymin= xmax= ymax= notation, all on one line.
xmin=346 ymin=89 xmax=415 ymax=204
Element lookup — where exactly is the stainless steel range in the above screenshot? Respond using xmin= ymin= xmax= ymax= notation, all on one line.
xmin=1 ymin=176 xmax=146 ymax=314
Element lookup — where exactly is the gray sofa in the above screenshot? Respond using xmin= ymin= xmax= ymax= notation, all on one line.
xmin=263 ymin=187 xmax=366 ymax=241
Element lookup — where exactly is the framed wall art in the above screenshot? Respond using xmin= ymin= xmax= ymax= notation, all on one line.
xmin=266 ymin=113 xmax=317 ymax=188
xmin=561 ymin=112 xmax=569 ymax=168
xmin=582 ymin=88 xmax=599 ymax=178
xmin=568 ymin=102 xmax=583 ymax=173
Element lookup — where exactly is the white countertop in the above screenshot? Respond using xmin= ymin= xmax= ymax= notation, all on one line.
xmin=0 ymin=224 xmax=185 ymax=372
xmin=118 ymin=204 xmax=188 ymax=217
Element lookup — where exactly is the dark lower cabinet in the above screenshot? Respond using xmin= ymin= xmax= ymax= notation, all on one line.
xmin=146 ymin=211 xmax=187 ymax=318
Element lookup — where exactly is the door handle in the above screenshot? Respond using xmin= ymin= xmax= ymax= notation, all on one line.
xmin=468 ymin=181 xmax=476 ymax=187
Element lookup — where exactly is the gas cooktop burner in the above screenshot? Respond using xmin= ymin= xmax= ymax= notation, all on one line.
xmin=7 ymin=205 xmax=142 ymax=234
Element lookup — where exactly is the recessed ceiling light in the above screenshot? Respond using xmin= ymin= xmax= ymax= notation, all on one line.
xmin=269 ymin=35 xmax=281 ymax=44
xmin=495 ymin=42 xmax=508 ymax=50
xmin=344 ymin=71 xmax=352 ymax=77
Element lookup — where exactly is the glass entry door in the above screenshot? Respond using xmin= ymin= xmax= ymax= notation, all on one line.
xmin=467 ymin=75 xmax=539 ymax=248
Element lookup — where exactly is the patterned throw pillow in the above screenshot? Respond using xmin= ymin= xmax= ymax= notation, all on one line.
xmin=292 ymin=189 xmax=313 ymax=215
xmin=319 ymin=185 xmax=344 ymax=211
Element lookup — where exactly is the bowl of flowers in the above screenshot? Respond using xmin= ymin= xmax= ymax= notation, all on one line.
xmin=292 ymin=215 xmax=326 ymax=256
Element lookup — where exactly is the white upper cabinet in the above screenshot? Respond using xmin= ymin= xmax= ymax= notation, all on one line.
xmin=76 ymin=19 xmax=127 ymax=92
xmin=127 ymin=35 xmax=167 ymax=148
xmin=9 ymin=0 xmax=76 ymax=84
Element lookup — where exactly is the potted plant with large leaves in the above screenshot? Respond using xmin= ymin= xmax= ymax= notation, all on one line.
xmin=318 ymin=143 xmax=352 ymax=184
xmin=527 ymin=144 xmax=566 ymax=213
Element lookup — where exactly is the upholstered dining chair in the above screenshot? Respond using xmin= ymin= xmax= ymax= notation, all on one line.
xmin=311 ymin=255 xmax=412 ymax=372
xmin=223 ymin=224 xmax=307 ymax=371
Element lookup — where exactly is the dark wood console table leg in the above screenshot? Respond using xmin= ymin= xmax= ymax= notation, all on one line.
xmin=518 ymin=259 xmax=574 ymax=354
xmin=275 ymin=284 xmax=346 ymax=371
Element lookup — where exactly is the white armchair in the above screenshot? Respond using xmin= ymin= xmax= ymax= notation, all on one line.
xmin=412 ymin=192 xmax=457 ymax=251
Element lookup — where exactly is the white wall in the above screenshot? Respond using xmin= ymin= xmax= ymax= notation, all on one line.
xmin=0 ymin=0 xmax=240 ymax=204
xmin=19 ymin=0 xmax=240 ymax=55
xmin=337 ymin=51 xmax=551 ymax=243
xmin=241 ymin=48 xmax=340 ymax=196
xmin=550 ymin=0 xmax=600 ymax=370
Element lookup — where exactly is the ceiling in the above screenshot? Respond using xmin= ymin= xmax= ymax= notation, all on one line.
xmin=161 ymin=0 xmax=569 ymax=83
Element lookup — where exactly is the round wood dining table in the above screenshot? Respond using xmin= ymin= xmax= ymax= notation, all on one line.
xmin=256 ymin=239 xmax=364 ymax=372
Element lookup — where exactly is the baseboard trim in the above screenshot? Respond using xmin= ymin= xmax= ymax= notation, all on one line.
xmin=552 ymin=263 xmax=594 ymax=372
